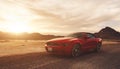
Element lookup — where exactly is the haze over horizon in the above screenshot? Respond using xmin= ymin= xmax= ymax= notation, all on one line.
xmin=0 ymin=0 xmax=120 ymax=35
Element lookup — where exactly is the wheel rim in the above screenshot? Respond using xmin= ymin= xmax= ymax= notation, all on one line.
xmin=72 ymin=45 xmax=80 ymax=57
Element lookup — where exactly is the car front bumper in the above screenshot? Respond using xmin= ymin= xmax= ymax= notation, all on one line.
xmin=45 ymin=45 xmax=72 ymax=56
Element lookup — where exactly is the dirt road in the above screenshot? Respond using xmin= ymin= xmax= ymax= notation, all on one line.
xmin=0 ymin=42 xmax=120 ymax=69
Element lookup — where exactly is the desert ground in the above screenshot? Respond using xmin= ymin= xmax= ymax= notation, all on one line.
xmin=0 ymin=40 xmax=120 ymax=69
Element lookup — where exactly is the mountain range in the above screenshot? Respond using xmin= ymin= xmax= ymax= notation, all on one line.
xmin=0 ymin=27 xmax=119 ymax=40
xmin=95 ymin=27 xmax=120 ymax=39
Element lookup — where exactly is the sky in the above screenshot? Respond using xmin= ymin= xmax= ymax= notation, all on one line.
xmin=0 ymin=0 xmax=120 ymax=35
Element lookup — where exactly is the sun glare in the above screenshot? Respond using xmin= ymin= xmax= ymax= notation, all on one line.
xmin=7 ymin=23 xmax=30 ymax=34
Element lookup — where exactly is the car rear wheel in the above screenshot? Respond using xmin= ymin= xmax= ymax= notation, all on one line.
xmin=71 ymin=44 xmax=81 ymax=57
xmin=95 ymin=43 xmax=101 ymax=52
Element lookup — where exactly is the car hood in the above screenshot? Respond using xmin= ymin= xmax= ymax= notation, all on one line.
xmin=47 ymin=37 xmax=77 ymax=42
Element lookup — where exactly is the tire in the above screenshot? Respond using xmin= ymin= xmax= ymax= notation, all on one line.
xmin=95 ymin=43 xmax=101 ymax=52
xmin=71 ymin=44 xmax=81 ymax=57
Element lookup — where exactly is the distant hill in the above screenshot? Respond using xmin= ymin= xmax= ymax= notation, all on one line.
xmin=0 ymin=32 xmax=62 ymax=40
xmin=95 ymin=27 xmax=120 ymax=39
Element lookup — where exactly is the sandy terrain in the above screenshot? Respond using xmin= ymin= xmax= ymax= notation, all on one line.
xmin=0 ymin=40 xmax=46 ymax=57
xmin=0 ymin=40 xmax=120 ymax=69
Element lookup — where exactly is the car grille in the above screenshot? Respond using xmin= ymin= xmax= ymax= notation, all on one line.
xmin=46 ymin=42 xmax=59 ymax=46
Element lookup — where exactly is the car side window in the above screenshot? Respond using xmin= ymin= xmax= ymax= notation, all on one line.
xmin=87 ymin=33 xmax=95 ymax=38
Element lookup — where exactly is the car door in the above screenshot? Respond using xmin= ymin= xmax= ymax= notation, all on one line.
xmin=84 ymin=33 xmax=96 ymax=51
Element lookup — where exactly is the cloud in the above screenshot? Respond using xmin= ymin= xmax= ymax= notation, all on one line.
xmin=0 ymin=0 xmax=120 ymax=35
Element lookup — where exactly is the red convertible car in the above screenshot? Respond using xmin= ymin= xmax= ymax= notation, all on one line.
xmin=45 ymin=32 xmax=102 ymax=57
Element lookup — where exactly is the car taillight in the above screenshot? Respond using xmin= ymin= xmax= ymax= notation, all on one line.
xmin=99 ymin=38 xmax=102 ymax=42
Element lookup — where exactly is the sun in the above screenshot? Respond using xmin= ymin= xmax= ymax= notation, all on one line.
xmin=7 ymin=23 xmax=30 ymax=34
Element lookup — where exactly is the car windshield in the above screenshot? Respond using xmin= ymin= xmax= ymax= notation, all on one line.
xmin=67 ymin=33 xmax=83 ymax=38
